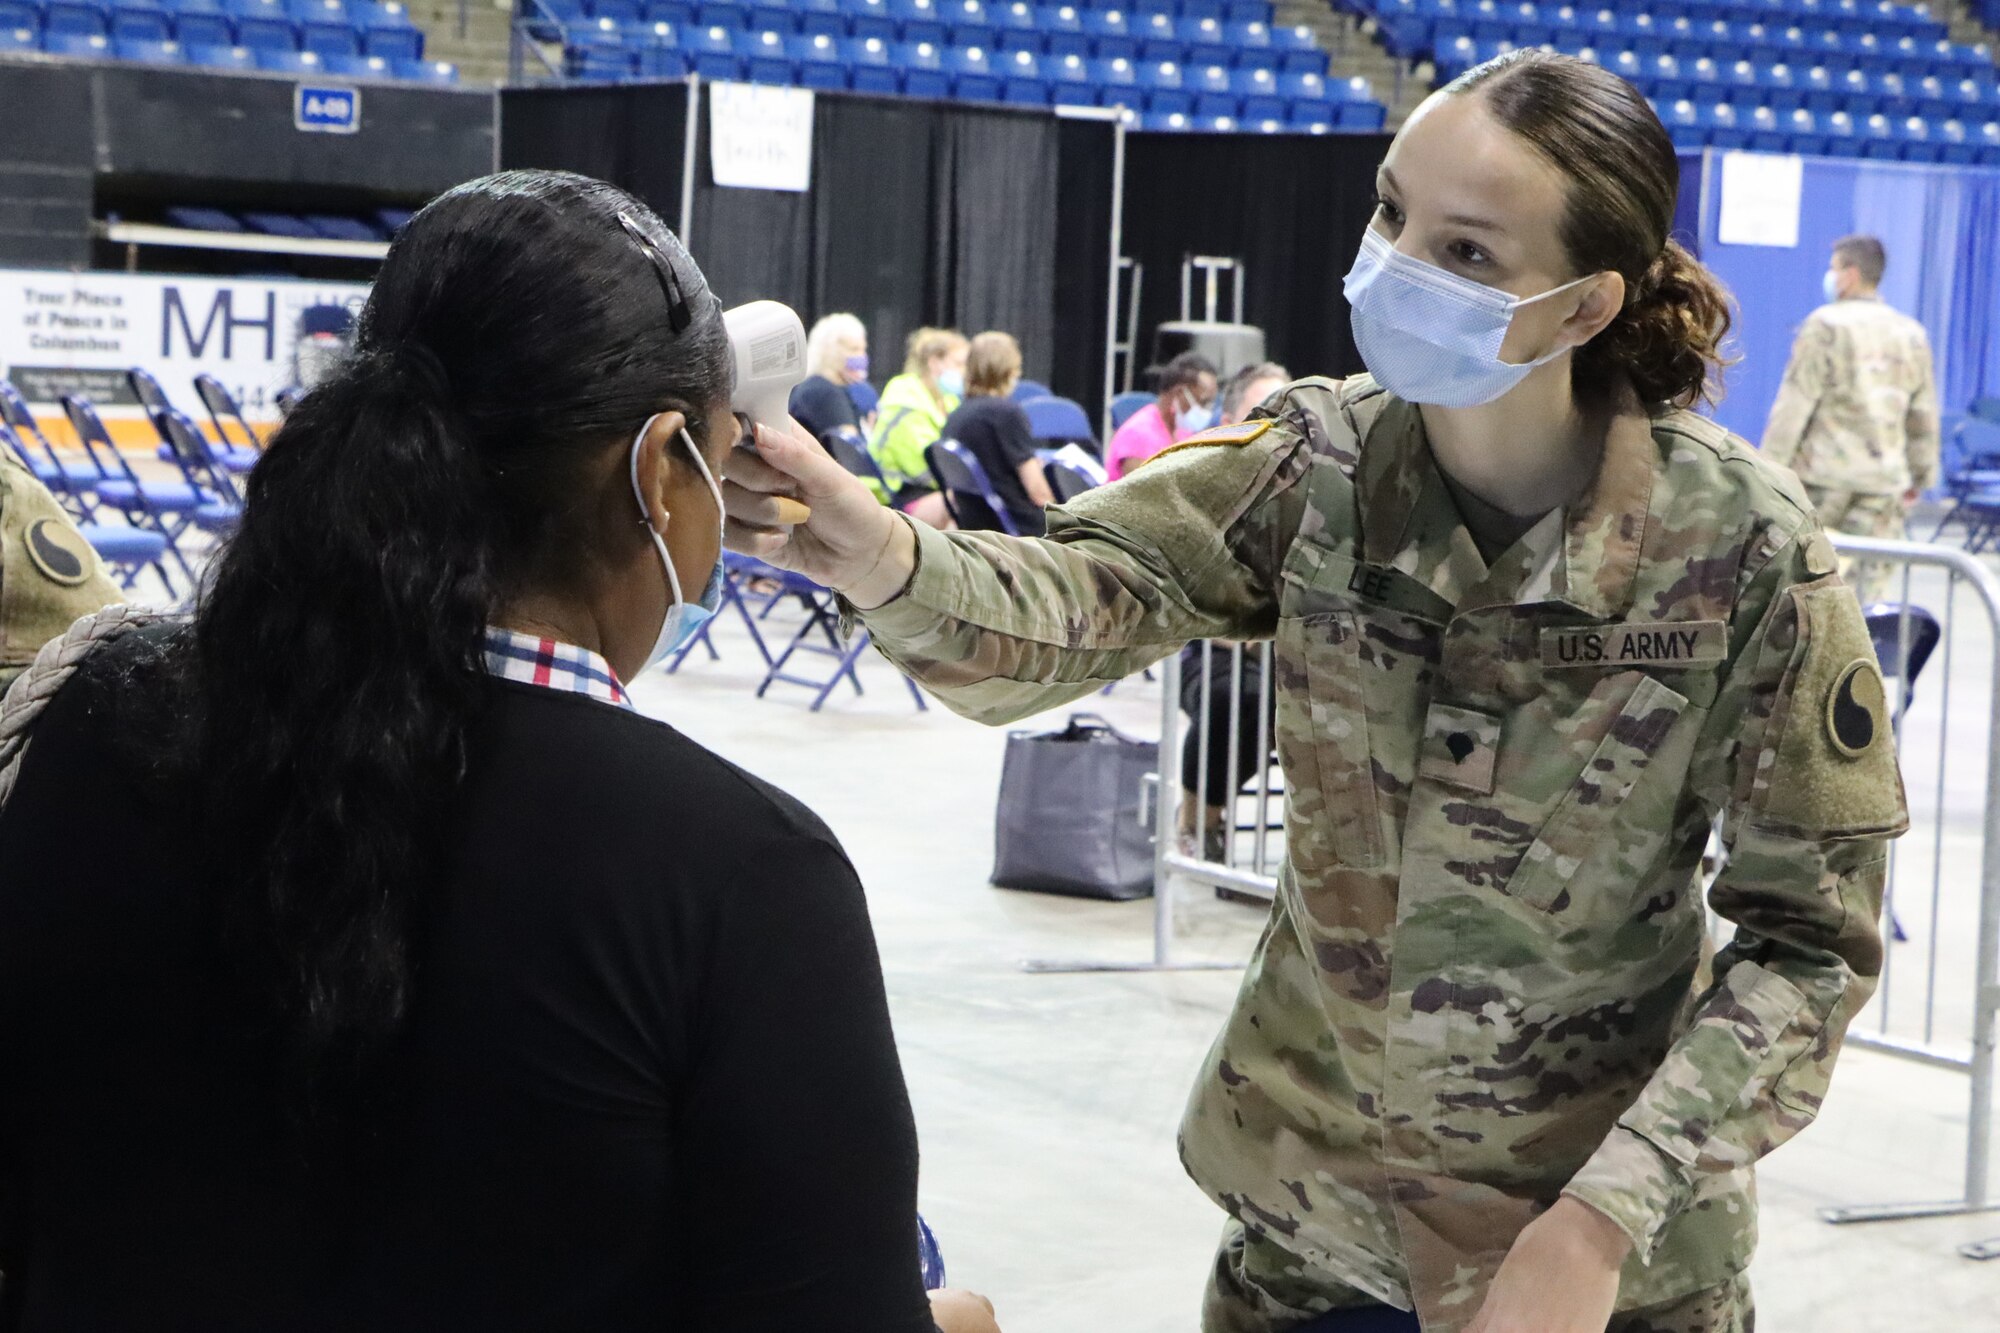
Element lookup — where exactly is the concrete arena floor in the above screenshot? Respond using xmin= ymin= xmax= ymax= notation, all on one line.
xmin=633 ymin=588 xmax=2000 ymax=1333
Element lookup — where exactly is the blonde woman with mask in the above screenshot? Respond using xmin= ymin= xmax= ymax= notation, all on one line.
xmin=868 ymin=327 xmax=967 ymax=529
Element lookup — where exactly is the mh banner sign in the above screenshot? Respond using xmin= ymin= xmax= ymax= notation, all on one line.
xmin=1 ymin=269 xmax=369 ymax=438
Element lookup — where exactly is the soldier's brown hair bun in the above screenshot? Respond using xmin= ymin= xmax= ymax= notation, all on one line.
xmin=1447 ymin=50 xmax=1736 ymax=411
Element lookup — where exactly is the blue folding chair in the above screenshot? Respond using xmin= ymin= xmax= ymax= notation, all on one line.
xmin=1108 ymin=390 xmax=1152 ymax=430
xmin=927 ymin=439 xmax=1017 ymax=534
xmin=61 ymin=395 xmax=218 ymax=586
xmin=822 ymin=425 xmax=890 ymax=492
xmin=1022 ymin=395 xmax=1094 ymax=449
xmin=1040 ymin=442 xmax=1104 ymax=502
xmin=193 ymin=373 xmax=267 ymax=459
xmin=0 ymin=382 xmax=103 ymax=519
xmin=155 ymin=407 xmax=246 ymax=525
xmin=845 ymin=34 xmax=899 ymax=92
xmin=1010 ymin=378 xmax=1052 ymax=403
xmin=131 ymin=368 xmax=257 ymax=473
xmin=741 ymin=555 xmax=928 ymax=711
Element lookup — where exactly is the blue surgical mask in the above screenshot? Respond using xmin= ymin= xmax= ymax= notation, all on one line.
xmin=1343 ymin=228 xmax=1596 ymax=409
xmin=845 ymin=352 xmax=870 ymax=379
xmin=1822 ymin=269 xmax=1842 ymax=304
xmin=1174 ymin=393 xmax=1217 ymax=436
xmin=937 ymin=369 xmax=965 ymax=399
xmin=629 ymin=414 xmax=726 ymax=675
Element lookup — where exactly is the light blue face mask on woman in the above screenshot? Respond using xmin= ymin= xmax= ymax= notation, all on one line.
xmin=630 ymin=413 xmax=726 ymax=675
xmin=1343 ymin=228 xmax=1597 ymax=409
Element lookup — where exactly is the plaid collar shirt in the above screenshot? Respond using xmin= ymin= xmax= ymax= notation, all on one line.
xmin=482 ymin=627 xmax=633 ymax=711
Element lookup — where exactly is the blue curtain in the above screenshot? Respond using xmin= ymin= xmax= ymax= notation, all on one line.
xmin=1682 ymin=152 xmax=2000 ymax=465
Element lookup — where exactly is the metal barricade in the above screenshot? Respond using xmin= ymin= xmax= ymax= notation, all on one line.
xmin=1814 ymin=536 xmax=2000 ymax=1262
xmin=1035 ymin=535 xmax=2000 ymax=1261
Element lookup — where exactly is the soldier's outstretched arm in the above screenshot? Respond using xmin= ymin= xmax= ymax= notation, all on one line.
xmin=1562 ymin=527 xmax=1906 ymax=1261
xmin=724 ymin=418 xmax=1311 ymax=725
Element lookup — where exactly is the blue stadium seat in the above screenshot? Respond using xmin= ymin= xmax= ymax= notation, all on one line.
xmin=1046 ymin=48 xmax=1090 ymax=100
xmin=898 ymin=37 xmax=949 ymax=97
xmin=111 ymin=1 xmax=174 ymax=42
xmin=1337 ymin=99 xmax=1387 ymax=131
xmin=43 ymin=30 xmax=113 ymax=55
xmin=1192 ymin=112 xmax=1240 ymax=133
xmin=1142 ymin=111 xmax=1192 ymax=131
xmin=44 ymin=2 xmax=109 ymax=38
xmin=567 ymin=42 xmax=630 ymax=76
xmin=846 ymin=34 xmax=899 ymax=92
xmin=1089 ymin=54 xmax=1138 ymax=106
xmin=1280 ymin=67 xmax=1331 ymax=111
xmin=690 ymin=0 xmax=742 ymax=27
xmin=187 ymin=40 xmax=256 ymax=67
xmin=0 ymin=24 xmax=34 ymax=52
xmin=1857 ymin=111 xmax=1900 ymax=157
xmin=254 ymin=44 xmax=323 ymax=71
xmin=642 ymin=31 xmax=687 ymax=75
xmin=945 ymin=41 xmax=1000 ymax=99
xmin=789 ymin=30 xmax=842 ymax=87
xmin=1132 ymin=10 xmax=1177 ymax=62
xmin=1697 ymin=100 xmax=1747 ymax=148
xmin=1745 ymin=104 xmax=1786 ymax=151
xmin=1138 ymin=57 xmax=1190 ymax=116
xmin=999 ymin=46 xmax=1047 ymax=103
xmin=792 ymin=0 xmax=839 ymax=35
xmin=1274 ymin=21 xmax=1320 ymax=73
xmin=1181 ymin=0 xmax=1225 ymax=20
xmin=1177 ymin=15 xmax=1230 ymax=65
xmin=1979 ymin=120 xmax=2000 ymax=166
xmin=1234 ymin=64 xmax=1283 ymax=120
xmin=1662 ymin=97 xmax=1704 ymax=149
xmin=1934 ymin=117 xmax=1975 ymax=163
xmin=1025 ymin=4 xmax=1084 ymax=56
xmin=742 ymin=26 xmax=790 ymax=82
xmin=846 ymin=0 xmax=895 ymax=42
xmin=1820 ymin=108 xmax=1858 ymax=155
xmin=322 ymin=48 xmax=391 ymax=75
xmin=355 ymin=0 xmax=416 ymax=51
xmin=1226 ymin=18 xmax=1271 ymax=64
xmin=944 ymin=0 xmax=991 ymax=42
xmin=891 ymin=0 xmax=946 ymax=46
xmin=298 ymin=9 xmax=358 ymax=55
xmin=115 ymin=34 xmax=185 ymax=59
xmin=1078 ymin=6 xmax=1132 ymax=61
xmin=234 ymin=16 xmax=298 ymax=50
xmin=683 ymin=22 xmax=738 ymax=77
xmin=1783 ymin=106 xmax=1827 ymax=156
xmin=1876 ymin=70 xmax=1911 ymax=117
xmin=746 ymin=3 xmax=796 ymax=32
xmin=171 ymin=3 xmax=235 ymax=46
xmin=991 ymin=0 xmax=1035 ymax=39
xmin=1897 ymin=113 xmax=1939 ymax=161
xmin=394 ymin=57 xmax=456 ymax=83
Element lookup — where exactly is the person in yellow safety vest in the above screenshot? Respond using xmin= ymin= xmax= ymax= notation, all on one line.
xmin=866 ymin=327 xmax=967 ymax=530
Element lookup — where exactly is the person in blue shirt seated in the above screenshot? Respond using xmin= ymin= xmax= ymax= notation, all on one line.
xmin=789 ymin=311 xmax=873 ymax=444
xmin=938 ymin=332 xmax=1054 ymax=536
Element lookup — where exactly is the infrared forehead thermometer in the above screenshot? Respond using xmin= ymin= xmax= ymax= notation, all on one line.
xmin=722 ymin=299 xmax=811 ymax=526
xmin=723 ymin=300 xmax=807 ymax=429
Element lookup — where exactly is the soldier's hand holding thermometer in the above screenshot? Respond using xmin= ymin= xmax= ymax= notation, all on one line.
xmin=719 ymin=302 xmax=916 ymax=609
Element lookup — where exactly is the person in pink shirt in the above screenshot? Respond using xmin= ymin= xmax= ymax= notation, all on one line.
xmin=1104 ymin=351 xmax=1220 ymax=480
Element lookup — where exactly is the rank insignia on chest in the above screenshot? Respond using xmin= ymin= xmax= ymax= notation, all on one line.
xmin=1540 ymin=620 xmax=1726 ymax=669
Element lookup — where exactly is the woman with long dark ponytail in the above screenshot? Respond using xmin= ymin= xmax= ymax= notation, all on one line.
xmin=0 ymin=171 xmax=996 ymax=1333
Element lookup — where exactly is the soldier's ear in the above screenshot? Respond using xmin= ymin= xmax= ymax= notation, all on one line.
xmin=1560 ymin=272 xmax=1625 ymax=350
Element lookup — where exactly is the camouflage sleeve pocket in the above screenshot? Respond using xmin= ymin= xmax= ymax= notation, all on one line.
xmin=1504 ymin=672 xmax=1691 ymax=913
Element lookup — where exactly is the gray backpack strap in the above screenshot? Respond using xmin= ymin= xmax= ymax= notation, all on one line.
xmin=0 ymin=604 xmax=165 ymax=808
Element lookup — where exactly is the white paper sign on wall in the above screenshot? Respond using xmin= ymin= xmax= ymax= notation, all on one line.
xmin=709 ymin=82 xmax=815 ymax=193
xmin=1716 ymin=151 xmax=1803 ymax=248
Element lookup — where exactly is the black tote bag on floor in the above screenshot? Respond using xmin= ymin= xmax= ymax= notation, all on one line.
xmin=991 ymin=713 xmax=1157 ymax=900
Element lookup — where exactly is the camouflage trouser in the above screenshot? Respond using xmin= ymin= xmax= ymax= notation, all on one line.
xmin=1202 ymin=1221 xmax=1753 ymax=1333
xmin=1804 ymin=484 xmax=1907 ymax=607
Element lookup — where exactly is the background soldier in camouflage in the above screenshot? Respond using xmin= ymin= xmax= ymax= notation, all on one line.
xmin=0 ymin=446 xmax=124 ymax=693
xmin=727 ymin=52 xmax=1906 ymax=1333
xmin=1760 ymin=235 xmax=1940 ymax=604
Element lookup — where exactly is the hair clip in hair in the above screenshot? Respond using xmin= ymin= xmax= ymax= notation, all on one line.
xmin=617 ymin=211 xmax=693 ymax=337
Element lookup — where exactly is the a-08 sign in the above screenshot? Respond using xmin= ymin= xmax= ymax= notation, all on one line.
xmin=295 ymin=84 xmax=360 ymax=134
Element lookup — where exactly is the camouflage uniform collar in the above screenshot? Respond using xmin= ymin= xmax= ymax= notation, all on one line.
xmin=1355 ymin=393 xmax=1653 ymax=620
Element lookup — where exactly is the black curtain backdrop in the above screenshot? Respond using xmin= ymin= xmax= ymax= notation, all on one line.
xmin=497 ymin=83 xmax=689 ymax=230
xmin=499 ymin=84 xmax=1116 ymax=427
xmin=1120 ymin=131 xmax=1391 ymax=389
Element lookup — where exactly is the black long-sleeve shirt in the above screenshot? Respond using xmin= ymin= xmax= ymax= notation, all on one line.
xmin=0 ymin=635 xmax=937 ymax=1332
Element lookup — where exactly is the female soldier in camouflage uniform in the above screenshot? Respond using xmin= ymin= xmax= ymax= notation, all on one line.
xmin=726 ymin=51 xmax=1906 ymax=1333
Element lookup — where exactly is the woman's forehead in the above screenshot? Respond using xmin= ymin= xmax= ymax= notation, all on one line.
xmin=1383 ymin=93 xmax=1569 ymax=238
